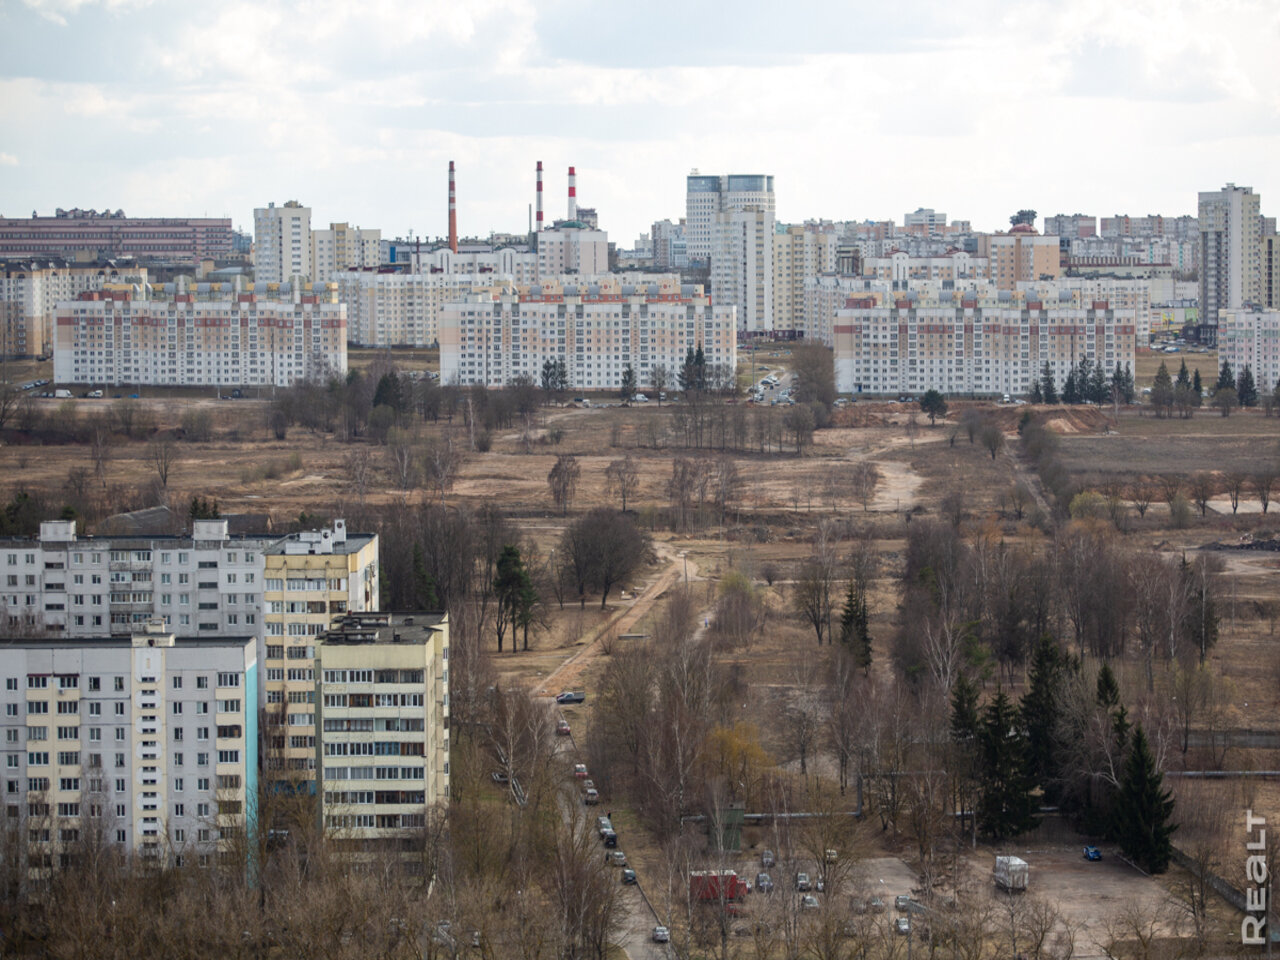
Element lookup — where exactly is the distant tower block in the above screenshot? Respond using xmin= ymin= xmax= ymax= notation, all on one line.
xmin=536 ymin=161 xmax=544 ymax=232
xmin=568 ymin=166 xmax=577 ymax=221
xmin=448 ymin=160 xmax=458 ymax=253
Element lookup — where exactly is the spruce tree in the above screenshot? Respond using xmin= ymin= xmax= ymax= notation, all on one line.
xmin=854 ymin=589 xmax=872 ymax=675
xmin=1029 ymin=381 xmax=1043 ymax=404
xmin=1191 ymin=368 xmax=1203 ymax=407
xmin=838 ymin=581 xmax=857 ymax=647
xmin=1123 ymin=363 xmax=1137 ymax=404
xmin=1096 ymin=661 xmax=1120 ymax=708
xmin=1237 ymin=364 xmax=1258 ymax=407
xmin=1113 ymin=725 xmax=1177 ymax=873
xmin=977 ymin=689 xmax=1040 ymax=840
xmin=1040 ymin=362 xmax=1058 ymax=404
xmin=1151 ymin=362 xmax=1174 ymax=414
xmin=1175 ymin=359 xmax=1190 ymax=390
xmin=1216 ymin=360 xmax=1235 ymax=394
xmin=1089 ymin=360 xmax=1107 ymax=405
xmin=951 ymin=672 xmax=979 ymax=744
xmin=1021 ymin=636 xmax=1065 ymax=793
xmin=1062 ymin=367 xmax=1079 ymax=405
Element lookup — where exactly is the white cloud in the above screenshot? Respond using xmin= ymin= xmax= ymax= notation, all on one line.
xmin=20 ymin=0 xmax=153 ymax=26
xmin=0 ymin=153 xmax=17 ymax=167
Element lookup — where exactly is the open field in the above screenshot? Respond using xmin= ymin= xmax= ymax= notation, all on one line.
xmin=1134 ymin=347 xmax=1217 ymax=389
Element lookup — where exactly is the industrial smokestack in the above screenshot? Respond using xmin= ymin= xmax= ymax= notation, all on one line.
xmin=536 ymin=161 xmax=544 ymax=232
xmin=567 ymin=165 xmax=577 ymax=221
xmin=448 ymin=160 xmax=458 ymax=254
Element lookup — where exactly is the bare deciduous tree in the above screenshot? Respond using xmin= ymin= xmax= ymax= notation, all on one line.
xmin=1252 ymin=467 xmax=1277 ymax=514
xmin=150 ymin=437 xmax=176 ymax=488
xmin=1188 ymin=472 xmax=1217 ymax=517
xmin=548 ymin=453 xmax=580 ymax=515
xmin=604 ymin=455 xmax=640 ymax=512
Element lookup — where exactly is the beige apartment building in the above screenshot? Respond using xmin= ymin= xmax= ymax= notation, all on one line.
xmin=1 ymin=259 xmax=147 ymax=359
xmin=773 ymin=223 xmax=839 ymax=334
xmin=311 ymin=223 xmax=381 ymax=282
xmin=262 ymin=522 xmax=379 ymax=787
xmin=861 ymin=250 xmax=989 ymax=286
xmin=315 ymin=612 xmax=449 ymax=868
xmin=1199 ymin=184 xmax=1262 ymax=327
xmin=979 ymin=226 xmax=1061 ymax=290
xmin=334 ymin=270 xmax=515 ymax=347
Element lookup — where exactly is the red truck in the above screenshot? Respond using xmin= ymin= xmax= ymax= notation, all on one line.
xmin=690 ymin=870 xmax=749 ymax=908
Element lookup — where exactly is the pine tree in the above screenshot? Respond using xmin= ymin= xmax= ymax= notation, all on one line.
xmin=1151 ymin=362 xmax=1174 ymax=414
xmin=977 ymin=689 xmax=1040 ymax=840
xmin=1237 ymin=364 xmax=1258 ymax=407
xmin=1020 ymin=636 xmax=1065 ymax=793
xmin=950 ymin=672 xmax=979 ymax=744
xmin=1029 ymin=381 xmax=1043 ymax=404
xmin=619 ymin=364 xmax=636 ymax=402
xmin=838 ymin=581 xmax=857 ymax=646
xmin=1123 ymin=363 xmax=1137 ymax=404
xmin=1113 ymin=725 xmax=1177 ymax=873
xmin=1191 ymin=368 xmax=1203 ymax=407
xmin=1040 ymin=362 xmax=1058 ymax=404
xmin=1216 ymin=360 xmax=1235 ymax=394
xmin=854 ymin=589 xmax=872 ymax=675
xmin=1175 ymin=359 xmax=1190 ymax=390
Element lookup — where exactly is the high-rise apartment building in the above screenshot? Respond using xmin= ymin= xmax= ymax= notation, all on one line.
xmin=334 ymin=270 xmax=515 ymax=347
xmin=254 ymin=201 xmax=312 ymax=284
xmin=535 ymin=223 xmax=609 ymax=277
xmin=311 ymin=223 xmax=381 ymax=282
xmin=1219 ymin=309 xmax=1280 ymax=395
xmin=1042 ymin=214 xmax=1097 ymax=239
xmin=0 ymin=210 xmax=232 ymax=263
xmin=1 ymin=259 xmax=147 ymax=359
xmin=979 ymin=226 xmax=1062 ymax=290
xmin=440 ymin=279 xmax=736 ymax=389
xmin=773 ymin=223 xmax=839 ymax=334
xmin=711 ymin=206 xmax=774 ymax=332
xmin=903 ymin=208 xmax=948 ymax=236
xmin=833 ymin=289 xmax=1136 ymax=397
xmin=0 ymin=619 xmax=256 ymax=878
xmin=1199 ymin=184 xmax=1263 ymax=329
xmin=261 ymin=522 xmax=379 ymax=786
xmin=54 ymin=281 xmax=347 ymax=388
xmin=685 ymin=173 xmax=775 ymax=267
xmin=315 ymin=612 xmax=450 ymax=867
xmin=651 ymin=220 xmax=688 ymax=270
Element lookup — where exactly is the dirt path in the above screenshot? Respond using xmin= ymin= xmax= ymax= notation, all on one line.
xmin=534 ymin=545 xmax=687 ymax=696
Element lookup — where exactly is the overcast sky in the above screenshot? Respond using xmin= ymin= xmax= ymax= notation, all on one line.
xmin=2 ymin=0 xmax=1278 ymax=244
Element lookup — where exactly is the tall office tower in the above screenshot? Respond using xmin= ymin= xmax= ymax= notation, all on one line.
xmin=685 ymin=173 xmax=775 ymax=267
xmin=253 ymin=201 xmax=312 ymax=284
xmin=1199 ymin=184 xmax=1262 ymax=329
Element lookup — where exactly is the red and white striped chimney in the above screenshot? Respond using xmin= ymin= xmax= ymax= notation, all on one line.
xmin=448 ymin=160 xmax=458 ymax=253
xmin=535 ymin=161 xmax=544 ymax=232
xmin=567 ymin=165 xmax=577 ymax=221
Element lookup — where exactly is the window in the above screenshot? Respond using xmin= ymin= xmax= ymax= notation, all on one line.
xmin=197 ymin=753 xmax=209 ymax=766
xmin=172 ymin=703 xmax=182 ymax=715
xmin=4 ymin=679 xmax=14 ymax=691
xmin=27 ymin=752 xmax=48 ymax=766
xmin=88 ymin=677 xmax=100 ymax=691
xmin=216 ymin=673 xmax=240 ymax=688
xmin=217 ymin=750 xmax=240 ymax=764
xmin=58 ymin=676 xmax=78 ymax=690
xmin=27 ymin=676 xmax=47 ymax=689
xmin=27 ymin=702 xmax=48 ymax=715
xmin=197 ymin=727 xmax=209 ymax=740
xmin=172 ymin=676 xmax=182 ymax=690
xmin=196 ymin=676 xmax=208 ymax=689
xmin=174 ymin=803 xmax=185 ymax=818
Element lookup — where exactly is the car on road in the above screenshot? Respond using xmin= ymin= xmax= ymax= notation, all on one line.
xmin=573 ymin=763 xmax=588 ymax=778
xmin=1083 ymin=845 xmax=1102 ymax=861
xmin=583 ymin=787 xmax=599 ymax=805
xmin=800 ymin=895 xmax=820 ymax=910
xmin=755 ymin=873 xmax=773 ymax=893
xmin=895 ymin=895 xmax=911 ymax=912
xmin=608 ymin=850 xmax=627 ymax=867
xmin=794 ymin=872 xmax=811 ymax=892
xmin=621 ymin=868 xmax=637 ymax=884
xmin=596 ymin=816 xmax=612 ymax=835
xmin=633 ymin=393 xmax=648 ymax=403
xmin=602 ymin=829 xmax=617 ymax=847
xmin=556 ymin=719 xmax=571 ymax=736
xmin=652 ymin=925 xmax=670 ymax=943
xmin=869 ymin=897 xmax=886 ymax=913
xmin=760 ymin=849 xmax=774 ymax=867
xmin=556 ymin=691 xmax=586 ymax=704
xmin=895 ymin=917 xmax=911 ymax=935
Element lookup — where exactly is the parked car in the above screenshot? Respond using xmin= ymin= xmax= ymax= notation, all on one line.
xmin=800 ymin=895 xmax=820 ymax=910
xmin=602 ymin=829 xmax=617 ymax=848
xmin=755 ymin=872 xmax=774 ymax=893
xmin=596 ymin=816 xmax=613 ymax=836
xmin=895 ymin=917 xmax=911 ymax=935
xmin=761 ymin=849 xmax=775 ymax=867
xmin=633 ymin=393 xmax=648 ymax=403
xmin=869 ymin=897 xmax=886 ymax=913
xmin=608 ymin=850 xmax=627 ymax=867
xmin=824 ymin=848 xmax=838 ymax=863
xmin=1083 ymin=845 xmax=1102 ymax=861
xmin=556 ymin=719 xmax=571 ymax=736
xmin=621 ymin=868 xmax=637 ymax=884
xmin=652 ymin=926 xmax=670 ymax=943
xmin=573 ymin=763 xmax=588 ymax=779
xmin=795 ymin=872 xmax=812 ymax=892
xmin=895 ymin=895 xmax=911 ymax=912
xmin=556 ymin=691 xmax=586 ymax=704
xmin=86 ymin=390 xmax=103 ymax=398
xmin=583 ymin=788 xmax=599 ymax=805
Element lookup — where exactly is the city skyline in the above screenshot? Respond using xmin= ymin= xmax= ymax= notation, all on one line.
xmin=2 ymin=0 xmax=1277 ymax=242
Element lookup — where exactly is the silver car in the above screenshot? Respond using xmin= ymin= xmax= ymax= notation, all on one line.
xmin=652 ymin=925 xmax=670 ymax=943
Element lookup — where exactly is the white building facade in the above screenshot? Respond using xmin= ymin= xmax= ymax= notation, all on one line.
xmin=1199 ymin=184 xmax=1263 ymax=329
xmin=1219 ymin=309 xmax=1280 ymax=395
xmin=440 ymin=281 xmax=736 ymax=390
xmin=311 ymin=223 xmax=381 ymax=282
xmin=254 ymin=201 xmax=312 ymax=285
xmin=0 ymin=620 xmax=256 ymax=875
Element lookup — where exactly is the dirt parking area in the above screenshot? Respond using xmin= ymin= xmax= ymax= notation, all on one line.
xmin=968 ymin=845 xmax=1172 ymax=957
